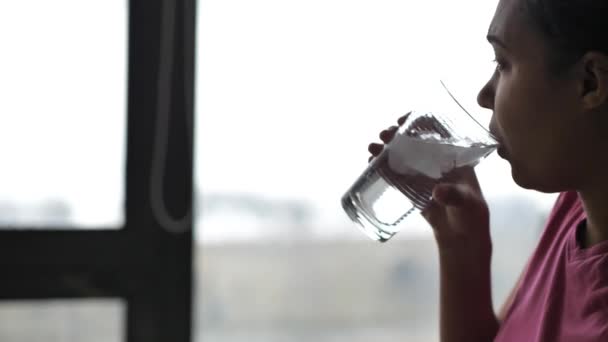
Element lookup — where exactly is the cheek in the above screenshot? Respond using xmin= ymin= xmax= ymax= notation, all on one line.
xmin=493 ymin=81 xmax=536 ymax=147
xmin=491 ymin=76 xmax=558 ymax=182
xmin=493 ymin=70 xmax=560 ymax=149
xmin=493 ymin=81 xmax=583 ymax=191
xmin=490 ymin=64 xmax=590 ymax=191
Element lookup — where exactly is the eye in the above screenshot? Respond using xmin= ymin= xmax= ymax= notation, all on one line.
xmin=493 ymin=57 xmax=507 ymax=72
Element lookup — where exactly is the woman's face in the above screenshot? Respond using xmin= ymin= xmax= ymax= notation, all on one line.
xmin=477 ymin=0 xmax=591 ymax=193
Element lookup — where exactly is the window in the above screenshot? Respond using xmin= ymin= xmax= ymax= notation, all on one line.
xmin=0 ymin=1 xmax=195 ymax=342
xmin=195 ymin=0 xmax=558 ymax=341
xmin=0 ymin=0 xmax=127 ymax=229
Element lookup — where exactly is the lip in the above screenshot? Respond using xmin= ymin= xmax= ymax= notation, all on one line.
xmin=488 ymin=129 xmax=505 ymax=157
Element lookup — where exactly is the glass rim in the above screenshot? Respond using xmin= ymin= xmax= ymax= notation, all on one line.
xmin=439 ymin=80 xmax=499 ymax=143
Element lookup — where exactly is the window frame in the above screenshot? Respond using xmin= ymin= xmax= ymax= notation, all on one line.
xmin=0 ymin=0 xmax=196 ymax=341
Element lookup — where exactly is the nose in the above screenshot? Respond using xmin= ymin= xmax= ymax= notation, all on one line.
xmin=477 ymin=74 xmax=495 ymax=110
xmin=477 ymin=73 xmax=499 ymax=142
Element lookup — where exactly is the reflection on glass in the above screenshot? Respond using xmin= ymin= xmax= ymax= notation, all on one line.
xmin=0 ymin=299 xmax=125 ymax=342
xmin=0 ymin=1 xmax=127 ymax=228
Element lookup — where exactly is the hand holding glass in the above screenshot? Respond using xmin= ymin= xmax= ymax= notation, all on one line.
xmin=341 ymin=88 xmax=498 ymax=242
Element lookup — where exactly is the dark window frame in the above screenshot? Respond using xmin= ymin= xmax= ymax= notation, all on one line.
xmin=0 ymin=0 xmax=196 ymax=341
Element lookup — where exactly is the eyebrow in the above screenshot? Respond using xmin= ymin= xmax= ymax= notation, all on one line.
xmin=487 ymin=34 xmax=508 ymax=50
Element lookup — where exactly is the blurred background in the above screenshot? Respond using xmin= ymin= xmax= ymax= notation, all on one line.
xmin=0 ymin=0 xmax=558 ymax=341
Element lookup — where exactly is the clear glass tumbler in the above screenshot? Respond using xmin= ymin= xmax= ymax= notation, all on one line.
xmin=341 ymin=104 xmax=498 ymax=242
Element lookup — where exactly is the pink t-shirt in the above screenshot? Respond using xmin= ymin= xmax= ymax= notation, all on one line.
xmin=494 ymin=191 xmax=608 ymax=341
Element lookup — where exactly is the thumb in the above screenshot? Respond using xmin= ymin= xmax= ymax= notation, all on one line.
xmin=432 ymin=183 xmax=467 ymax=207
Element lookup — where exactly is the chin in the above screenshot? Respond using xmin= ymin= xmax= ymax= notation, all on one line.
xmin=510 ymin=165 xmax=563 ymax=194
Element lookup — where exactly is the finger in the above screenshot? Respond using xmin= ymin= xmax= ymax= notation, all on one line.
xmin=459 ymin=167 xmax=482 ymax=192
xmin=443 ymin=166 xmax=482 ymax=192
xmin=421 ymin=200 xmax=446 ymax=230
xmin=421 ymin=185 xmax=466 ymax=231
xmin=421 ymin=201 xmax=436 ymax=221
xmin=432 ymin=184 xmax=465 ymax=207
xmin=379 ymin=126 xmax=398 ymax=143
xmin=397 ymin=111 xmax=412 ymax=125
xmin=368 ymin=143 xmax=384 ymax=156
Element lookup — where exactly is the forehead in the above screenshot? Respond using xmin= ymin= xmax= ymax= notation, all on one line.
xmin=486 ymin=0 xmax=554 ymax=64
xmin=488 ymin=0 xmax=529 ymax=43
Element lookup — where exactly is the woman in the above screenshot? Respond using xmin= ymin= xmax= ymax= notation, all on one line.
xmin=369 ymin=0 xmax=608 ymax=340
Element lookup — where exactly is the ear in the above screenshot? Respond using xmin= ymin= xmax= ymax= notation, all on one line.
xmin=579 ymin=52 xmax=608 ymax=110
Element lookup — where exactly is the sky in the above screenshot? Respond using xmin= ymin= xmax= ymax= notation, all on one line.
xmin=0 ymin=0 xmax=559 ymax=240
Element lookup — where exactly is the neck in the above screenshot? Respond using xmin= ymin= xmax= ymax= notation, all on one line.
xmin=579 ymin=186 xmax=608 ymax=248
